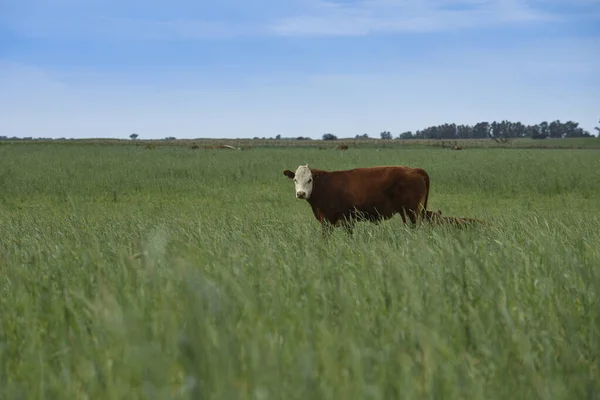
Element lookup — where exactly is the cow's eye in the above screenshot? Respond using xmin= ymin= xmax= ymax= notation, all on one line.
xmin=308 ymin=179 xmax=312 ymax=183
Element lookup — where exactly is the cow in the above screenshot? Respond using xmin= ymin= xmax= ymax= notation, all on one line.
xmin=283 ymin=164 xmax=431 ymax=238
xmin=337 ymin=145 xmax=349 ymax=150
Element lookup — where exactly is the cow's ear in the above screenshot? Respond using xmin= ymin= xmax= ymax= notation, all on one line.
xmin=283 ymin=170 xmax=295 ymax=179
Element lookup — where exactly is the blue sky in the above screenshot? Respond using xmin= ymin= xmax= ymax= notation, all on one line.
xmin=1 ymin=0 xmax=599 ymax=139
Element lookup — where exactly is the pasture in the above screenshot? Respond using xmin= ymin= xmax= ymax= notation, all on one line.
xmin=1 ymin=142 xmax=599 ymax=399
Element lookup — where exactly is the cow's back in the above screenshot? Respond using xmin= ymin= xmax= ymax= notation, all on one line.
xmin=339 ymin=166 xmax=427 ymax=195
xmin=322 ymin=166 xmax=428 ymax=216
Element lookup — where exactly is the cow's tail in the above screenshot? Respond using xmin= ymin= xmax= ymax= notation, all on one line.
xmin=420 ymin=169 xmax=430 ymax=219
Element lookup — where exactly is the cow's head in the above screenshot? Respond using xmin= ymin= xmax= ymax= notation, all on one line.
xmin=283 ymin=164 xmax=313 ymax=200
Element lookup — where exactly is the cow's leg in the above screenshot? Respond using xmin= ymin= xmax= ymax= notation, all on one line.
xmin=340 ymin=218 xmax=355 ymax=236
xmin=314 ymin=208 xmax=334 ymax=239
xmin=321 ymin=220 xmax=334 ymax=239
xmin=398 ymin=209 xmax=408 ymax=224
xmin=407 ymin=209 xmax=418 ymax=225
xmin=398 ymin=207 xmax=418 ymax=227
xmin=344 ymin=223 xmax=355 ymax=236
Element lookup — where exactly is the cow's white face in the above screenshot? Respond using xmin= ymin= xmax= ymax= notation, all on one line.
xmin=283 ymin=164 xmax=313 ymax=200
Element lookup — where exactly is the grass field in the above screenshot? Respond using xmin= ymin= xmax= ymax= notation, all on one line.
xmin=1 ymin=142 xmax=599 ymax=399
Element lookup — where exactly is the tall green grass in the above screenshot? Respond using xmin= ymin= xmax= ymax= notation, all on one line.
xmin=1 ymin=144 xmax=599 ymax=399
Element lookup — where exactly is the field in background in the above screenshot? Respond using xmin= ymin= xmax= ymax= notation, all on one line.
xmin=1 ymin=142 xmax=599 ymax=399
xmin=3 ymin=136 xmax=600 ymax=150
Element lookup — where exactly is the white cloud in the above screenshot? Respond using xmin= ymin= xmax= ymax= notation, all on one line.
xmin=3 ymin=0 xmax=594 ymax=40
xmin=90 ymin=17 xmax=258 ymax=40
xmin=2 ymin=14 xmax=258 ymax=41
xmin=1 ymin=0 xmax=269 ymax=39
xmin=268 ymin=0 xmax=560 ymax=37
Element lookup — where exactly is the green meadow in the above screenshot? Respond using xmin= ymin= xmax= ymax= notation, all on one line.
xmin=1 ymin=142 xmax=599 ymax=399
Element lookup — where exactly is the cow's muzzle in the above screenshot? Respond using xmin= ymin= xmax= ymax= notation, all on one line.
xmin=296 ymin=191 xmax=307 ymax=199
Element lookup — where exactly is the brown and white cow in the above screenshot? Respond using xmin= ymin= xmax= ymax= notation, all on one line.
xmin=283 ymin=164 xmax=431 ymax=237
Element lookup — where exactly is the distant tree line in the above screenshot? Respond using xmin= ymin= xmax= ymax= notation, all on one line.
xmin=0 ymin=136 xmax=67 ymax=141
xmin=320 ymin=119 xmax=599 ymax=141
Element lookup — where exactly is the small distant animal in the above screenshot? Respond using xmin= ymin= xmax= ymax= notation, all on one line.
xmin=337 ymin=145 xmax=349 ymax=150
xmin=453 ymin=145 xmax=463 ymax=150
xmin=190 ymin=145 xmax=200 ymax=150
xmin=283 ymin=164 xmax=431 ymax=238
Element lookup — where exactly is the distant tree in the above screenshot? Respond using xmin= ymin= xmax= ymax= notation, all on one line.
xmin=455 ymin=124 xmax=474 ymax=139
xmin=164 ymin=136 xmax=176 ymax=140
xmin=276 ymin=134 xmax=281 ymax=140
xmin=322 ymin=133 xmax=337 ymax=140
xmin=380 ymin=131 xmax=392 ymax=140
xmin=539 ymin=120 xmax=591 ymax=139
xmin=130 ymin=133 xmax=139 ymax=140
xmin=524 ymin=124 xmax=538 ymax=138
xmin=398 ymin=131 xmax=413 ymax=139
xmin=549 ymin=120 xmax=564 ymax=138
xmin=355 ymin=133 xmax=369 ymax=139
xmin=472 ymin=122 xmax=490 ymax=139
xmin=509 ymin=122 xmax=526 ymax=138
xmin=562 ymin=120 xmax=591 ymax=137
xmin=595 ymin=118 xmax=600 ymax=137
xmin=532 ymin=121 xmax=549 ymax=139
xmin=436 ymin=123 xmax=456 ymax=139
xmin=487 ymin=121 xmax=515 ymax=143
